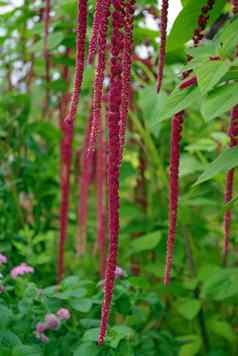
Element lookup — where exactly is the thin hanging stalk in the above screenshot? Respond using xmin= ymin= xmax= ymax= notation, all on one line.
xmin=86 ymin=0 xmax=111 ymax=160
xmin=164 ymin=0 xmax=216 ymax=285
xmin=43 ymin=0 xmax=51 ymax=113
xmin=156 ymin=0 xmax=169 ymax=93
xmin=119 ymin=0 xmax=135 ymax=161
xmin=76 ymin=114 xmax=94 ymax=255
xmin=223 ymin=110 xmax=238 ymax=264
xmin=88 ymin=0 xmax=102 ymax=64
xmin=98 ymin=0 xmax=124 ymax=344
xmin=57 ymin=0 xmax=88 ymax=283
xmin=96 ymin=115 xmax=107 ymax=277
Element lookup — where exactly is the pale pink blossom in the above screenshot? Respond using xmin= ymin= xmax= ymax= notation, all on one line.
xmin=45 ymin=314 xmax=59 ymax=330
xmin=40 ymin=334 xmax=49 ymax=343
xmin=10 ymin=263 xmax=34 ymax=279
xmin=36 ymin=322 xmax=46 ymax=334
xmin=115 ymin=266 xmax=126 ymax=278
xmin=57 ymin=308 xmax=71 ymax=321
xmin=0 ymin=254 xmax=7 ymax=265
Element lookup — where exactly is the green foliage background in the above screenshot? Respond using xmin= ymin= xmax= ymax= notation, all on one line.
xmin=0 ymin=0 xmax=238 ymax=355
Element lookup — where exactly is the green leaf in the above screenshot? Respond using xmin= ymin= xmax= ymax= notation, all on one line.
xmin=82 ymin=328 xmax=99 ymax=342
xmin=195 ymin=147 xmax=238 ymax=185
xmin=73 ymin=343 xmax=99 ymax=356
xmin=208 ymin=319 xmax=236 ymax=343
xmin=48 ymin=32 xmax=64 ymax=50
xmin=130 ymin=231 xmax=161 ymax=254
xmin=176 ymin=299 xmax=201 ymax=320
xmin=201 ymin=82 xmax=238 ymax=121
xmin=178 ymin=335 xmax=202 ymax=356
xmin=109 ymin=326 xmax=134 ymax=349
xmin=70 ymin=299 xmax=93 ymax=313
xmin=179 ymin=155 xmax=204 ymax=177
xmin=12 ymin=345 xmax=42 ymax=356
xmin=158 ymin=87 xmax=200 ymax=121
xmin=168 ymin=0 xmax=226 ymax=51
xmin=202 ymin=268 xmax=238 ymax=301
xmin=0 ymin=305 xmax=12 ymax=329
xmin=216 ymin=17 xmax=238 ymax=57
xmin=194 ymin=60 xmax=231 ymax=95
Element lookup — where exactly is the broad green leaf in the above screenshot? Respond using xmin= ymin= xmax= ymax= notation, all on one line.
xmin=158 ymin=87 xmax=200 ymax=121
xmin=195 ymin=147 xmax=238 ymax=185
xmin=82 ymin=328 xmax=100 ymax=342
xmin=168 ymin=0 xmax=226 ymax=51
xmin=73 ymin=343 xmax=99 ymax=356
xmin=178 ymin=335 xmax=202 ymax=356
xmin=70 ymin=299 xmax=93 ymax=313
xmin=48 ymin=32 xmax=64 ymax=50
xmin=202 ymin=268 xmax=238 ymax=301
xmin=216 ymin=17 xmax=238 ymax=57
xmin=110 ymin=326 xmax=134 ymax=349
xmin=194 ymin=60 xmax=231 ymax=95
xmin=201 ymin=82 xmax=238 ymax=121
xmin=179 ymin=155 xmax=204 ymax=177
xmin=12 ymin=345 xmax=42 ymax=356
xmin=130 ymin=231 xmax=161 ymax=254
xmin=176 ymin=299 xmax=201 ymax=320
xmin=208 ymin=319 xmax=236 ymax=343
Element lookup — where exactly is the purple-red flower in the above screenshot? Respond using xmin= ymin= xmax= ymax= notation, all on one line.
xmin=57 ymin=308 xmax=71 ymax=321
xmin=36 ymin=322 xmax=46 ymax=334
xmin=0 ymin=254 xmax=7 ymax=265
xmin=115 ymin=266 xmax=126 ymax=278
xmin=44 ymin=314 xmax=60 ymax=330
xmin=11 ymin=263 xmax=34 ymax=279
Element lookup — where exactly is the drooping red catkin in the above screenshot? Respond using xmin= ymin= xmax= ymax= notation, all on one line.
xmin=156 ymin=0 xmax=169 ymax=93
xmin=88 ymin=0 xmax=102 ymax=64
xmin=43 ymin=0 xmax=51 ymax=112
xmin=64 ymin=0 xmax=88 ymax=126
xmin=223 ymin=110 xmax=238 ymax=264
xmin=86 ymin=0 xmax=111 ymax=161
xmin=164 ymin=112 xmax=184 ymax=285
xmin=76 ymin=114 xmax=94 ymax=255
xmin=98 ymin=0 xmax=124 ymax=345
xmin=179 ymin=76 xmax=197 ymax=90
xmin=96 ymin=116 xmax=107 ymax=277
xmin=119 ymin=0 xmax=135 ymax=161
xmin=164 ymin=0 xmax=216 ymax=285
xmin=57 ymin=0 xmax=88 ymax=283
xmin=232 ymin=0 xmax=238 ymax=14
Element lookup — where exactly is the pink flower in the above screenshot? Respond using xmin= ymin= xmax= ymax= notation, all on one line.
xmin=0 ymin=286 xmax=4 ymax=294
xmin=10 ymin=263 xmax=34 ymax=279
xmin=40 ymin=334 xmax=49 ymax=343
xmin=36 ymin=323 xmax=46 ymax=334
xmin=57 ymin=308 xmax=71 ymax=321
xmin=45 ymin=314 xmax=60 ymax=330
xmin=0 ymin=254 xmax=7 ymax=265
xmin=115 ymin=266 xmax=125 ymax=278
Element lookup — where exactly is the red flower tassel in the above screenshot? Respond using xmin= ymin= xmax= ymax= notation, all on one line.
xmin=223 ymin=105 xmax=238 ymax=264
xmin=119 ymin=0 xmax=135 ymax=161
xmin=43 ymin=0 xmax=51 ymax=112
xmin=88 ymin=0 xmax=102 ymax=64
xmin=96 ymin=117 xmax=107 ymax=277
xmin=156 ymin=0 xmax=169 ymax=93
xmin=164 ymin=112 xmax=184 ymax=285
xmin=87 ymin=0 xmax=111 ymax=160
xmin=57 ymin=0 xmax=88 ymax=283
xmin=98 ymin=0 xmax=124 ymax=344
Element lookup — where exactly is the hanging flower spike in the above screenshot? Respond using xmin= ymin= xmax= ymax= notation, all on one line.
xmin=164 ymin=112 xmax=184 ymax=285
xmin=156 ymin=0 xmax=169 ymax=93
xmin=43 ymin=0 xmax=51 ymax=112
xmin=119 ymin=0 xmax=135 ymax=161
xmin=223 ymin=107 xmax=238 ymax=264
xmin=164 ymin=0 xmax=216 ymax=285
xmin=86 ymin=0 xmax=111 ymax=161
xmin=76 ymin=114 xmax=94 ymax=255
xmin=96 ymin=116 xmax=107 ymax=277
xmin=232 ymin=0 xmax=238 ymax=14
xmin=88 ymin=0 xmax=102 ymax=64
xmin=57 ymin=0 xmax=88 ymax=283
xmin=98 ymin=0 xmax=125 ymax=345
